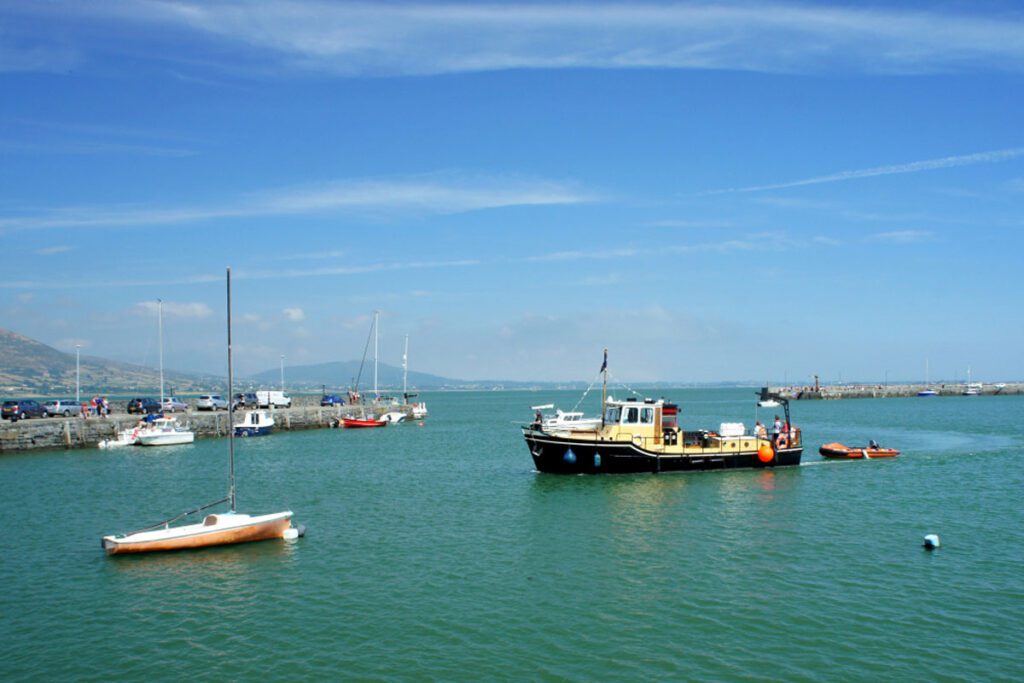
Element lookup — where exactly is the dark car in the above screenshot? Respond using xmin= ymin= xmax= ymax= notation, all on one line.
xmin=2 ymin=399 xmax=48 ymax=421
xmin=127 ymin=397 xmax=162 ymax=415
xmin=233 ymin=392 xmax=258 ymax=409
xmin=320 ymin=394 xmax=345 ymax=407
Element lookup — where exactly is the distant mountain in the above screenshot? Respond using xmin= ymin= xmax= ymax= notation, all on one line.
xmin=0 ymin=328 xmax=223 ymax=396
xmin=246 ymin=360 xmax=459 ymax=392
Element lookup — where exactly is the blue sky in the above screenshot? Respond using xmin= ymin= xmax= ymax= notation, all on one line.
xmin=2 ymin=1 xmax=1023 ymax=384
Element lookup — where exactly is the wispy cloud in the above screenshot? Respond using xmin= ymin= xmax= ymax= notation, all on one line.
xmin=132 ymin=300 xmax=214 ymax=318
xmin=524 ymin=248 xmax=639 ymax=263
xmin=710 ymin=147 xmax=1024 ymax=194
xmin=0 ymin=174 xmax=595 ymax=231
xmin=282 ymin=307 xmax=305 ymax=322
xmin=34 ymin=245 xmax=75 ymax=255
xmin=7 ymin=2 xmax=1024 ymax=77
xmin=867 ymin=230 xmax=933 ymax=244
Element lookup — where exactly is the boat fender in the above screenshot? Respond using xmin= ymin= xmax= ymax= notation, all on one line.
xmin=923 ymin=534 xmax=940 ymax=550
xmin=564 ymin=449 xmax=577 ymax=465
xmin=593 ymin=454 xmax=601 ymax=468
xmin=757 ymin=445 xmax=774 ymax=463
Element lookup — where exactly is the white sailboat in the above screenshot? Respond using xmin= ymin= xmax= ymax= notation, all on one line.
xmin=963 ymin=366 xmax=981 ymax=396
xmin=102 ymin=268 xmax=301 ymax=555
xmin=136 ymin=299 xmax=195 ymax=446
xmin=403 ymin=333 xmax=428 ymax=419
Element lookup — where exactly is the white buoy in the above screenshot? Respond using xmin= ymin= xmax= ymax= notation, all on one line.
xmin=923 ymin=534 xmax=940 ymax=550
xmin=283 ymin=527 xmax=299 ymax=541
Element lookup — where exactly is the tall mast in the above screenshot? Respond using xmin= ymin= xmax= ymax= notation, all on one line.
xmin=373 ymin=310 xmax=379 ymax=399
xmin=158 ymin=299 xmax=165 ymax=404
xmin=403 ymin=334 xmax=409 ymax=399
xmin=600 ymin=348 xmax=608 ymax=427
xmin=226 ymin=268 xmax=236 ymax=513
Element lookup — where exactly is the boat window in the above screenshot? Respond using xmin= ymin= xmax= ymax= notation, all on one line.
xmin=624 ymin=407 xmax=639 ymax=424
xmin=605 ymin=406 xmax=621 ymax=423
xmin=640 ymin=407 xmax=654 ymax=424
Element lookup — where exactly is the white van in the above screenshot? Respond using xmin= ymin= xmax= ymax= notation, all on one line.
xmin=256 ymin=391 xmax=292 ymax=408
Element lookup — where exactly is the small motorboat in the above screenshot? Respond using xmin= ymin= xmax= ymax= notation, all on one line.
xmin=819 ymin=442 xmax=900 ymax=459
xmin=234 ymin=409 xmax=275 ymax=437
xmin=380 ymin=411 xmax=407 ymax=424
xmin=343 ymin=417 xmax=387 ymax=428
xmin=136 ymin=416 xmax=195 ymax=446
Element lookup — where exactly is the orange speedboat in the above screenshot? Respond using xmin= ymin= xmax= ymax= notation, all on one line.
xmin=819 ymin=442 xmax=900 ymax=459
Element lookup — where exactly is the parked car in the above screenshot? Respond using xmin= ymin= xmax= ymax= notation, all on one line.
xmin=44 ymin=399 xmax=79 ymax=417
xmin=232 ymin=392 xmax=258 ymax=409
xmin=2 ymin=399 xmax=49 ymax=421
xmin=161 ymin=397 xmax=188 ymax=412
xmin=320 ymin=394 xmax=345 ymax=406
xmin=256 ymin=391 xmax=292 ymax=408
xmin=127 ymin=397 xmax=162 ymax=415
xmin=196 ymin=394 xmax=229 ymax=411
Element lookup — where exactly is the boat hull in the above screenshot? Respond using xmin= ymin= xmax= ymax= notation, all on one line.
xmin=524 ymin=429 xmax=802 ymax=475
xmin=234 ymin=425 xmax=273 ymax=437
xmin=343 ymin=418 xmax=387 ymax=428
xmin=102 ymin=511 xmax=293 ymax=555
xmin=136 ymin=432 xmax=195 ymax=446
xmin=819 ymin=443 xmax=899 ymax=459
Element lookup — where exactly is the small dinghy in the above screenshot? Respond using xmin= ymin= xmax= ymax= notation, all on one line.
xmin=343 ymin=416 xmax=388 ymax=428
xmin=819 ymin=442 xmax=900 ymax=459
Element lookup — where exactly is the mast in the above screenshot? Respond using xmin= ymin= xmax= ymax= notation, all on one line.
xmin=158 ymin=299 xmax=164 ymax=404
xmin=600 ymin=348 xmax=608 ymax=427
xmin=403 ymin=334 xmax=409 ymax=399
xmin=226 ymin=268 xmax=236 ymax=513
xmin=373 ymin=310 xmax=379 ymax=399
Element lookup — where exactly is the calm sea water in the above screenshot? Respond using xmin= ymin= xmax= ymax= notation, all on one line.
xmin=1 ymin=389 xmax=1022 ymax=681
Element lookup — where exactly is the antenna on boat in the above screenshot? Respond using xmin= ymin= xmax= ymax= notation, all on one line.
xmin=226 ymin=267 xmax=236 ymax=513
xmin=600 ymin=348 xmax=608 ymax=427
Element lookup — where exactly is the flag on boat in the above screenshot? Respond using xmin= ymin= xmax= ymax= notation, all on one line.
xmin=600 ymin=349 xmax=607 ymax=373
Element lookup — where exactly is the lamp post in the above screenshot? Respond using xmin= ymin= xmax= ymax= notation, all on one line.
xmin=280 ymin=355 xmax=285 ymax=393
xmin=75 ymin=344 xmax=81 ymax=405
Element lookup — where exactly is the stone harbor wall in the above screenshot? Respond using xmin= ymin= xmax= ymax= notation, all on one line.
xmin=0 ymin=402 xmax=414 ymax=453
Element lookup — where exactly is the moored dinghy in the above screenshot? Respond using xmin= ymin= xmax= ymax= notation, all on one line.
xmin=102 ymin=267 xmax=300 ymax=555
xmin=819 ymin=442 xmax=900 ymax=459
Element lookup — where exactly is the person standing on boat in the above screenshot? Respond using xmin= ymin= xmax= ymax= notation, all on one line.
xmin=755 ymin=421 xmax=766 ymax=439
xmin=772 ymin=416 xmax=782 ymax=445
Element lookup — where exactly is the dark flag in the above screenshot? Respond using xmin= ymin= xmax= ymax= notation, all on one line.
xmin=599 ymin=349 xmax=607 ymax=373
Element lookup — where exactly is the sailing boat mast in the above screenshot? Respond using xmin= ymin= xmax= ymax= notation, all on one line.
xmin=373 ymin=310 xmax=379 ymax=400
xmin=226 ymin=268 xmax=236 ymax=512
xmin=158 ymin=299 xmax=165 ymax=404
xmin=600 ymin=348 xmax=608 ymax=427
xmin=403 ymin=334 xmax=409 ymax=399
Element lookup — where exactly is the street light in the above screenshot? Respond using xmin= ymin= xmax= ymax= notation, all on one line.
xmin=75 ymin=344 xmax=81 ymax=405
xmin=280 ymin=355 xmax=285 ymax=393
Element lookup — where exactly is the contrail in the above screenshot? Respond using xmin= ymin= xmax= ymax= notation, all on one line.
xmin=713 ymin=147 xmax=1024 ymax=194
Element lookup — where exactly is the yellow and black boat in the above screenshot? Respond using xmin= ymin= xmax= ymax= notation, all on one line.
xmin=522 ymin=350 xmax=802 ymax=474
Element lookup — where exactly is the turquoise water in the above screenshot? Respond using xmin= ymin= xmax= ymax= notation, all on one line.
xmin=1 ymin=389 xmax=1022 ymax=681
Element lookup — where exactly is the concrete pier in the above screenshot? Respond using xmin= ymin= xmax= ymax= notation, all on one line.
xmin=773 ymin=383 xmax=1022 ymax=400
xmin=0 ymin=399 xmax=416 ymax=453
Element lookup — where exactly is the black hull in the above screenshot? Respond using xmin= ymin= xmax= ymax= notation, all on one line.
xmin=524 ymin=429 xmax=802 ymax=475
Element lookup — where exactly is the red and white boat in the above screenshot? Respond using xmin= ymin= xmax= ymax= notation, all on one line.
xmin=343 ymin=416 xmax=387 ymax=428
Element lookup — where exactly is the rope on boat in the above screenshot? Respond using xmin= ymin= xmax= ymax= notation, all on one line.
xmin=605 ymin=371 xmax=646 ymax=400
xmin=124 ymin=496 xmax=230 ymax=536
xmin=570 ymin=370 xmax=604 ymax=413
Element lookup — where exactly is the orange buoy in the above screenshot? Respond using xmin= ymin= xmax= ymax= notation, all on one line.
xmin=757 ymin=444 xmax=774 ymax=463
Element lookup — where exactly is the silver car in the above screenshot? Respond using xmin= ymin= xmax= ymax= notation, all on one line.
xmin=196 ymin=394 xmax=228 ymax=411
xmin=44 ymin=400 xmax=79 ymax=417
xmin=161 ymin=397 xmax=188 ymax=412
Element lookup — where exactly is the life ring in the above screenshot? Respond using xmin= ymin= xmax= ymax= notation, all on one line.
xmin=777 ymin=435 xmax=788 ymax=449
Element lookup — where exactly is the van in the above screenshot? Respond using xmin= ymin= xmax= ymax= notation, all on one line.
xmin=256 ymin=391 xmax=292 ymax=408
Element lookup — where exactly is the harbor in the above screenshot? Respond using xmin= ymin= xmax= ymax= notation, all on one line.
xmin=0 ymin=396 xmax=420 ymax=453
